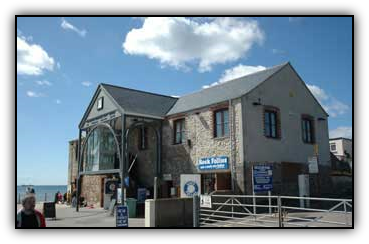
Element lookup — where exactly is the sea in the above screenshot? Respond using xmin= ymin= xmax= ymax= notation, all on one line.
xmin=17 ymin=185 xmax=68 ymax=203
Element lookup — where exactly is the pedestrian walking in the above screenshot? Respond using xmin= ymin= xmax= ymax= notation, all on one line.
xmin=16 ymin=194 xmax=46 ymax=227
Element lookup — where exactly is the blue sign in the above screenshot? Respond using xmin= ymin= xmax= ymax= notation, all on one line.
xmin=184 ymin=181 xmax=199 ymax=197
xmin=198 ymin=156 xmax=229 ymax=170
xmin=137 ymin=188 xmax=146 ymax=203
xmin=116 ymin=205 xmax=128 ymax=227
xmin=253 ymin=165 xmax=273 ymax=192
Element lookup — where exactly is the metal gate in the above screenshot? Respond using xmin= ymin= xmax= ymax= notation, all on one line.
xmin=193 ymin=194 xmax=352 ymax=227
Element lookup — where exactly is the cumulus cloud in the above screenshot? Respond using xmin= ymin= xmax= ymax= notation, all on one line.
xmin=17 ymin=37 xmax=55 ymax=76
xmin=61 ymin=18 xmax=87 ymax=37
xmin=35 ymin=80 xmax=52 ymax=86
xmin=81 ymin=81 xmax=92 ymax=87
xmin=307 ymin=84 xmax=349 ymax=117
xmin=26 ymin=91 xmax=44 ymax=98
xmin=306 ymin=84 xmax=329 ymax=102
xmin=203 ymin=64 xmax=266 ymax=89
xmin=329 ymin=126 xmax=352 ymax=139
xmin=123 ymin=17 xmax=264 ymax=72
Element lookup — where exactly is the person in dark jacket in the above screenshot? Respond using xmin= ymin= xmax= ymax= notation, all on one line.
xmin=54 ymin=191 xmax=59 ymax=203
xmin=17 ymin=194 xmax=46 ymax=227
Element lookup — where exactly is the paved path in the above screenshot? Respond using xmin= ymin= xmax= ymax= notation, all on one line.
xmin=17 ymin=204 xmax=145 ymax=227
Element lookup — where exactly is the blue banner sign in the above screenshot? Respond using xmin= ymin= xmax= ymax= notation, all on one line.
xmin=116 ymin=205 xmax=128 ymax=227
xmin=198 ymin=156 xmax=229 ymax=170
xmin=253 ymin=165 xmax=273 ymax=192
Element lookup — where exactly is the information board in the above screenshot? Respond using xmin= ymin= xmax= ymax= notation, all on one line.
xmin=43 ymin=202 xmax=56 ymax=218
xmin=180 ymin=174 xmax=201 ymax=198
xmin=200 ymin=195 xmax=212 ymax=208
xmin=198 ymin=156 xmax=229 ymax=170
xmin=116 ymin=205 xmax=128 ymax=227
xmin=253 ymin=165 xmax=273 ymax=192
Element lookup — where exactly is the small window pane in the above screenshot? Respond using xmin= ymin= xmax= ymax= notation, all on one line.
xmin=224 ymin=122 xmax=229 ymax=136
xmin=176 ymin=132 xmax=181 ymax=144
xmin=224 ymin=110 xmax=229 ymax=123
xmin=265 ymin=112 xmax=270 ymax=124
xmin=271 ymin=125 xmax=276 ymax=138
xmin=216 ymin=112 xmax=222 ymax=125
xmin=216 ymin=124 xmax=223 ymax=137
xmin=270 ymin=112 xmax=276 ymax=126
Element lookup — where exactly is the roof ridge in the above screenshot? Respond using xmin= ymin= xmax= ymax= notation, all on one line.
xmin=178 ymin=62 xmax=289 ymax=98
xmin=329 ymin=137 xmax=352 ymax=141
xmin=100 ymin=83 xmax=178 ymax=100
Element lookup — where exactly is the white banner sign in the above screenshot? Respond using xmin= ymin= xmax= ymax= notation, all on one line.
xmin=180 ymin=174 xmax=201 ymax=198
xmin=200 ymin=195 xmax=212 ymax=208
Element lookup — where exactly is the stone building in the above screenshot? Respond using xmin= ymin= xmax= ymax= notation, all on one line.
xmin=69 ymin=62 xmax=332 ymax=208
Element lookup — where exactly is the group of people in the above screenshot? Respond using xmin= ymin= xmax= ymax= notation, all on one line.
xmin=17 ymin=189 xmax=87 ymax=228
xmin=54 ymin=191 xmax=66 ymax=204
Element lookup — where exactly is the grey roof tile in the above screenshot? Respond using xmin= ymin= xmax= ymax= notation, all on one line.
xmin=166 ymin=62 xmax=289 ymax=115
xmin=101 ymin=84 xmax=178 ymax=118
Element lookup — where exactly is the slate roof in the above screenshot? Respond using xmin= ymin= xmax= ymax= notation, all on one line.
xmin=101 ymin=83 xmax=178 ymax=118
xmin=166 ymin=62 xmax=289 ymax=115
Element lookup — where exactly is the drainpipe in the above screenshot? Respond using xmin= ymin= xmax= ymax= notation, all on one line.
xmin=229 ymin=100 xmax=236 ymax=192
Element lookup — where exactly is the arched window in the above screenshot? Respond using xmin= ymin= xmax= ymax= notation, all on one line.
xmin=85 ymin=127 xmax=118 ymax=172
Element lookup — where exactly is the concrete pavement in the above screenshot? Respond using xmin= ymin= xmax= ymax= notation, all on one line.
xmin=17 ymin=203 xmax=145 ymax=228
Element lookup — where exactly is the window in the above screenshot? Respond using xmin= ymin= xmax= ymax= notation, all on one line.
xmin=264 ymin=108 xmax=280 ymax=139
xmin=302 ymin=116 xmax=315 ymax=143
xmin=174 ymin=119 xmax=185 ymax=144
xmin=330 ymin=143 xmax=336 ymax=151
xmin=97 ymin=97 xmax=104 ymax=110
xmin=85 ymin=127 xmax=117 ymax=172
xmin=139 ymin=126 xmax=148 ymax=150
xmin=214 ymin=109 xmax=229 ymax=138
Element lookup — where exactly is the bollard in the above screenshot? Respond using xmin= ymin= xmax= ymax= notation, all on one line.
xmin=193 ymin=195 xmax=200 ymax=227
xmin=277 ymin=196 xmax=283 ymax=227
xmin=45 ymin=193 xmax=47 ymax=202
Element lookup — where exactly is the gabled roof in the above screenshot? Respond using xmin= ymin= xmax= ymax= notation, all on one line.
xmin=166 ymin=62 xmax=289 ymax=115
xmin=101 ymin=83 xmax=178 ymax=118
xmin=329 ymin=137 xmax=352 ymax=141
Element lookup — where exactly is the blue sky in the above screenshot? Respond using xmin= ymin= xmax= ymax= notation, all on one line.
xmin=16 ymin=17 xmax=352 ymax=185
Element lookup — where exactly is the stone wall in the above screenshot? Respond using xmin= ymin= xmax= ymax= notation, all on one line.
xmin=81 ymin=174 xmax=107 ymax=207
xmin=162 ymin=99 xmax=243 ymax=192
xmin=68 ymin=140 xmax=79 ymax=192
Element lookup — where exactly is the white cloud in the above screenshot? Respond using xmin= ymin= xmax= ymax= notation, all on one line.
xmin=307 ymin=84 xmax=350 ymax=117
xmin=17 ymin=37 xmax=55 ymax=76
xmin=324 ymin=98 xmax=350 ymax=117
xmin=81 ymin=81 xmax=92 ymax=87
xmin=35 ymin=80 xmax=52 ymax=86
xmin=203 ymin=64 xmax=266 ymax=89
xmin=123 ymin=17 xmax=264 ymax=72
xmin=306 ymin=84 xmax=329 ymax=102
xmin=61 ymin=18 xmax=87 ymax=37
xmin=55 ymin=99 xmax=62 ymax=104
xmin=26 ymin=91 xmax=44 ymax=98
xmin=329 ymin=126 xmax=352 ymax=139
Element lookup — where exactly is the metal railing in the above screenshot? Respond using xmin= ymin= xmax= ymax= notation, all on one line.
xmin=194 ymin=194 xmax=352 ymax=228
